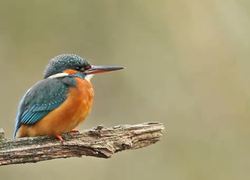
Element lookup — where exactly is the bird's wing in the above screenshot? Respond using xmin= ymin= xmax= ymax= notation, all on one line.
xmin=14 ymin=78 xmax=69 ymax=137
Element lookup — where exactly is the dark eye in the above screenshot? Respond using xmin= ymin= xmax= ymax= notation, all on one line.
xmin=75 ymin=66 xmax=81 ymax=71
xmin=85 ymin=65 xmax=91 ymax=70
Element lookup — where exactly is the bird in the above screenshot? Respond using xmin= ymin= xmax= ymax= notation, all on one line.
xmin=13 ymin=54 xmax=123 ymax=141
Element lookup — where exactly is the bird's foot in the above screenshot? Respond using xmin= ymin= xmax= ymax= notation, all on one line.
xmin=55 ymin=135 xmax=64 ymax=142
xmin=70 ymin=129 xmax=79 ymax=133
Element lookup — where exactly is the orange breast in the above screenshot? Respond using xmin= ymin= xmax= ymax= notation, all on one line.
xmin=17 ymin=78 xmax=94 ymax=137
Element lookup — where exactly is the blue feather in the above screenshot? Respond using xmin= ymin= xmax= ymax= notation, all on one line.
xmin=13 ymin=78 xmax=70 ymax=137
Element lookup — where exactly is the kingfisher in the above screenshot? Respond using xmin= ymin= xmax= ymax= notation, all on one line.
xmin=13 ymin=54 xmax=123 ymax=141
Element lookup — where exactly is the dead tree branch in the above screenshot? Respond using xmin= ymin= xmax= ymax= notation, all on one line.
xmin=0 ymin=122 xmax=165 ymax=166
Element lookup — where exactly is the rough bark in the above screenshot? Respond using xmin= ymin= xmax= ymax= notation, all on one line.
xmin=0 ymin=122 xmax=164 ymax=166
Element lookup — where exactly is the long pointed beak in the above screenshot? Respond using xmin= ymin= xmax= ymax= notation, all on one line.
xmin=85 ymin=65 xmax=124 ymax=75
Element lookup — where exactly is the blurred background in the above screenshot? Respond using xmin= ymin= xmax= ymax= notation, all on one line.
xmin=0 ymin=0 xmax=250 ymax=179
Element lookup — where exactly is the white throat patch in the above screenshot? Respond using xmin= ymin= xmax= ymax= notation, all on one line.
xmin=48 ymin=73 xmax=69 ymax=79
xmin=85 ymin=74 xmax=94 ymax=82
xmin=48 ymin=72 xmax=94 ymax=82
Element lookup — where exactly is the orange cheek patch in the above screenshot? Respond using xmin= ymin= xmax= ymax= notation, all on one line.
xmin=64 ymin=69 xmax=78 ymax=75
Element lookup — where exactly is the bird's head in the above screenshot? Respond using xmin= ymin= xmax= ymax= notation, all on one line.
xmin=44 ymin=54 xmax=123 ymax=80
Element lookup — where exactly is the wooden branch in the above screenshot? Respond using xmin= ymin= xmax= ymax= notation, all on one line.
xmin=0 ymin=122 xmax=165 ymax=166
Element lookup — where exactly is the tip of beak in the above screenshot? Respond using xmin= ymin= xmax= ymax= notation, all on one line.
xmin=85 ymin=65 xmax=125 ymax=75
xmin=115 ymin=66 xmax=125 ymax=70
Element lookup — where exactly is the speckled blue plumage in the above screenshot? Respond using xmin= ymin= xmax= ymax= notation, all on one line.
xmin=44 ymin=54 xmax=90 ymax=79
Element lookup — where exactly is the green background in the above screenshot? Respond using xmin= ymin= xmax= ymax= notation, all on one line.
xmin=0 ymin=0 xmax=250 ymax=179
